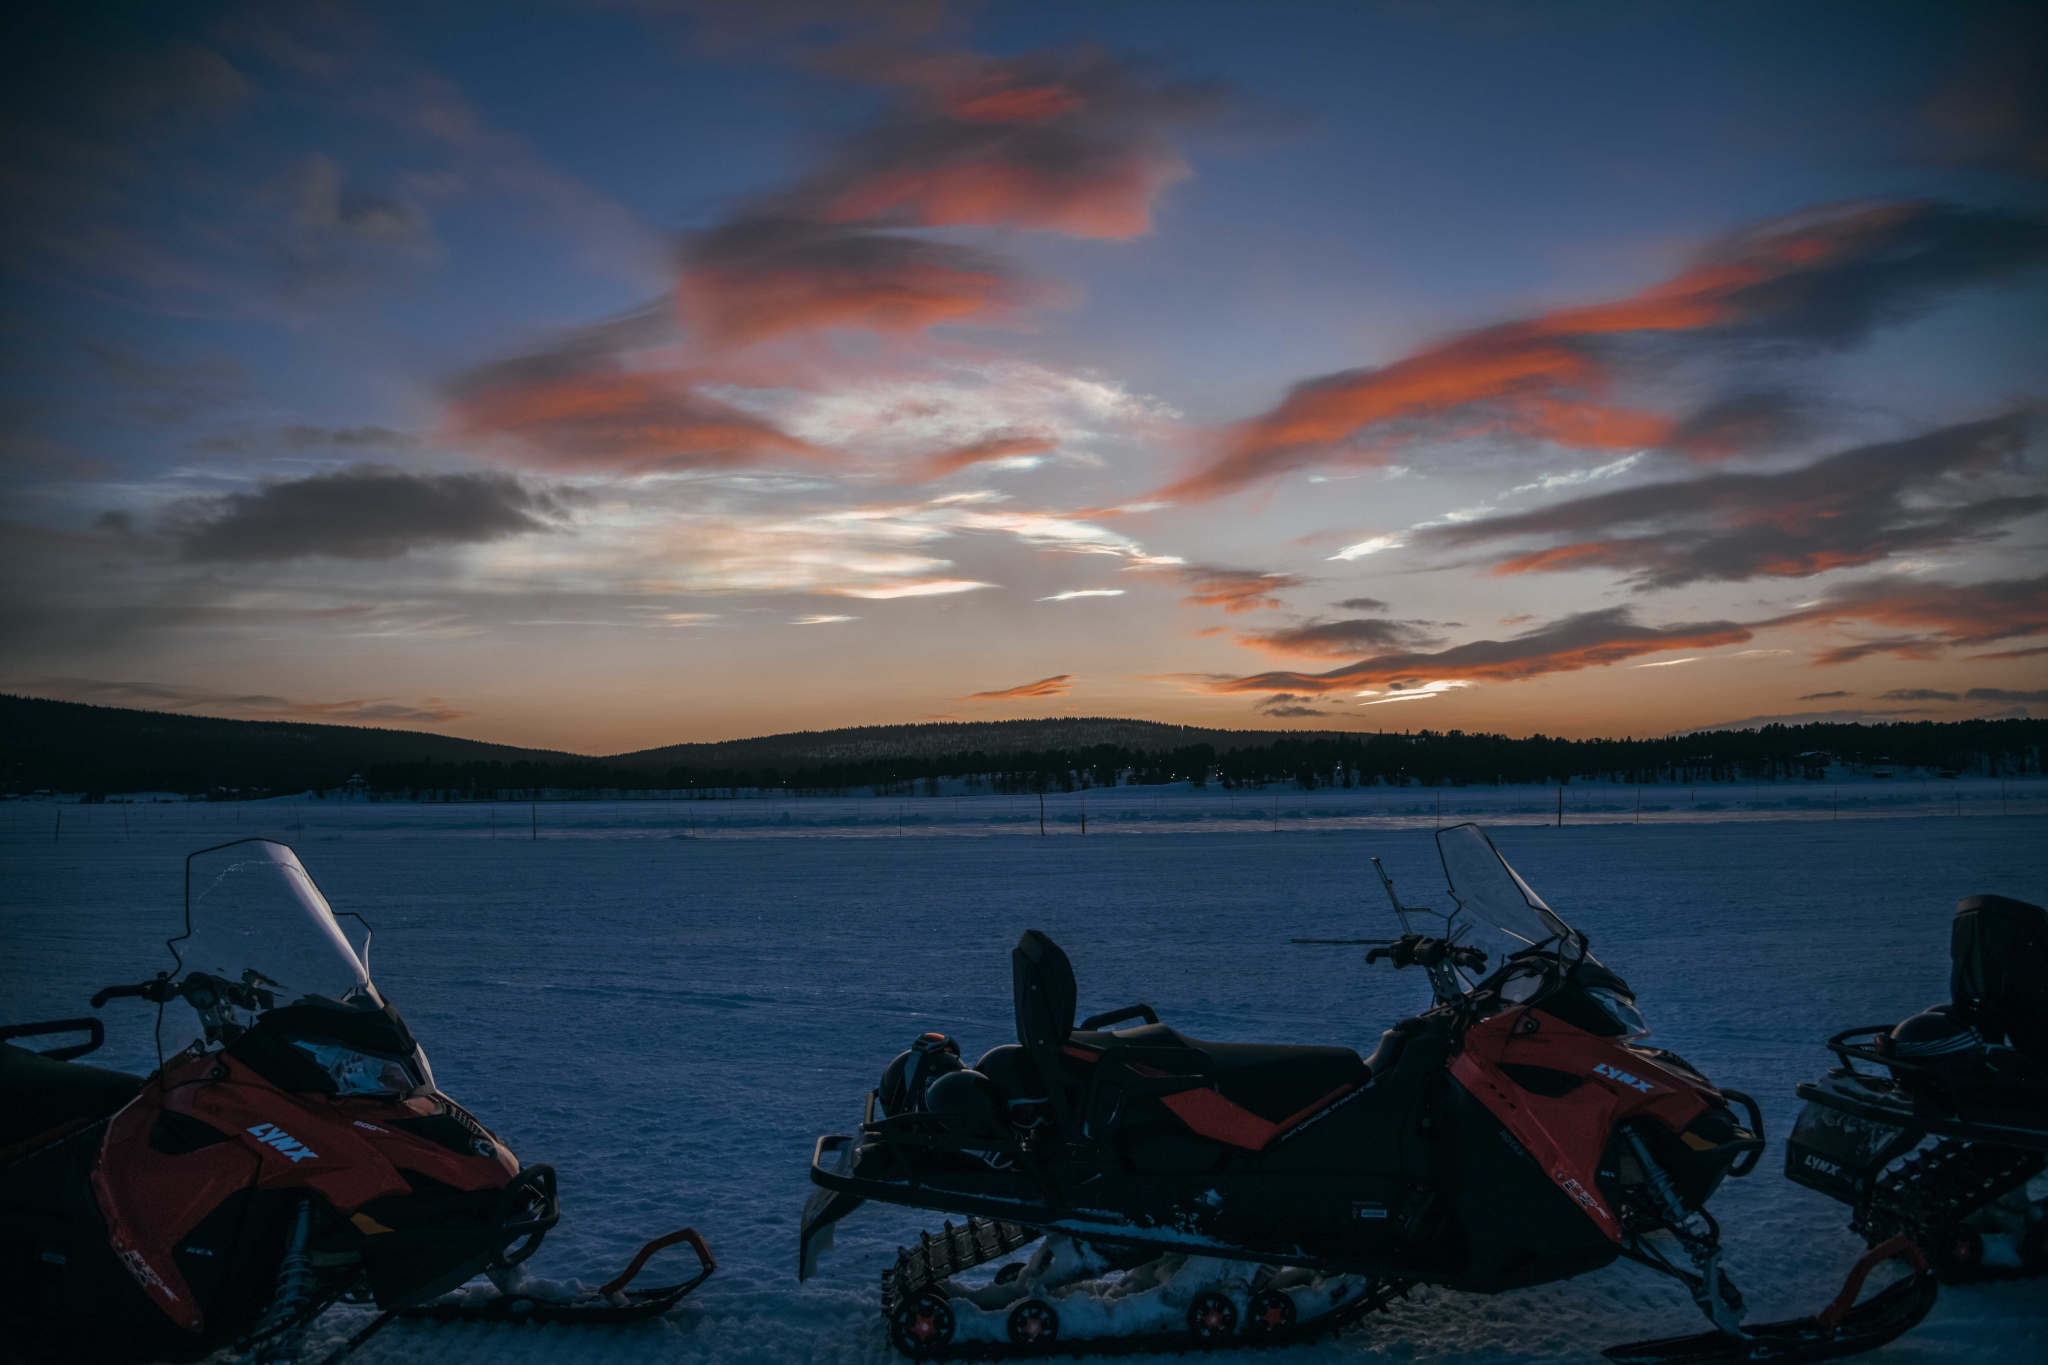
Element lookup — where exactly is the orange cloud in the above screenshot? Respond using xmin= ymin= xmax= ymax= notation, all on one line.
xmin=1160 ymin=201 xmax=2048 ymax=501
xmin=1202 ymin=608 xmax=1752 ymax=694
xmin=962 ymin=673 xmax=1073 ymax=700
xmin=676 ymin=217 xmax=1032 ymax=347
xmin=1163 ymin=564 xmax=1309 ymax=613
xmin=451 ymin=368 xmax=814 ymax=472
xmin=795 ymin=48 xmax=1224 ymax=240
xmin=921 ymin=431 xmax=1056 ymax=478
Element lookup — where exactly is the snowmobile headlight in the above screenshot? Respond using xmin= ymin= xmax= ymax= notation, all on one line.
xmin=1585 ymin=987 xmax=1652 ymax=1041
xmin=292 ymin=1039 xmax=420 ymax=1096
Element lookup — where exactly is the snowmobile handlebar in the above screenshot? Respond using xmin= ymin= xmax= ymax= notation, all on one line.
xmin=1365 ymin=935 xmax=1488 ymax=974
xmin=91 ymin=977 xmax=178 ymax=1008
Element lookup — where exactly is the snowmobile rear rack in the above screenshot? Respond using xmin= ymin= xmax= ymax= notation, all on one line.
xmin=1796 ymin=1074 xmax=2048 ymax=1150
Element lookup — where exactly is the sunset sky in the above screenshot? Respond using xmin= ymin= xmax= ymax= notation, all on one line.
xmin=4 ymin=1 xmax=2045 ymax=754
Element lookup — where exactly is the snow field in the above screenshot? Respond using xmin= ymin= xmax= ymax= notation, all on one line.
xmin=3 ymin=814 xmax=2045 ymax=1363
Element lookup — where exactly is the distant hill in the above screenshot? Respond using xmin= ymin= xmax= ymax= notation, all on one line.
xmin=609 ymin=717 xmax=1358 ymax=769
xmin=0 ymin=695 xmax=1353 ymax=795
xmin=0 ymin=694 xmax=575 ymax=796
xmin=4 ymin=691 xmax=2042 ymax=797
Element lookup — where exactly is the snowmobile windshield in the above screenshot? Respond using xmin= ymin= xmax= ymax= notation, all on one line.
xmin=175 ymin=839 xmax=381 ymax=1017
xmin=1434 ymin=823 xmax=1580 ymax=961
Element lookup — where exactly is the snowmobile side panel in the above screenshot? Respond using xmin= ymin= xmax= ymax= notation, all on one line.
xmin=1436 ymin=1081 xmax=1619 ymax=1292
xmin=1452 ymin=1008 xmax=1717 ymax=1244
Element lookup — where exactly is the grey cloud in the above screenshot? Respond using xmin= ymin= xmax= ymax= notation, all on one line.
xmin=281 ymin=425 xmax=416 ymax=449
xmin=1429 ymin=412 xmax=2042 ymax=590
xmin=84 ymin=342 xmax=249 ymax=422
xmin=1967 ymin=687 xmax=2048 ymax=703
xmin=1253 ymin=693 xmax=1329 ymax=717
xmin=1797 ymin=690 xmax=1853 ymax=700
xmin=1238 ymin=616 xmax=1446 ymax=659
xmin=1878 ymin=688 xmax=1960 ymax=702
xmin=1701 ymin=202 xmax=2048 ymax=350
xmin=1332 ymin=596 xmax=1390 ymax=611
xmin=168 ymin=464 xmax=571 ymax=562
xmin=16 ymin=675 xmax=466 ymax=723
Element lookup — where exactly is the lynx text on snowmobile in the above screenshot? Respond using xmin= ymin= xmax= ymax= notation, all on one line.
xmin=799 ymin=823 xmax=1935 ymax=1365
xmin=1787 ymin=892 xmax=2048 ymax=1288
xmin=0 ymin=839 xmax=713 ymax=1365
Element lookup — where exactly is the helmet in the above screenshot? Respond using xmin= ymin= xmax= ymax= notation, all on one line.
xmin=878 ymin=1032 xmax=963 ymax=1116
xmin=923 ymin=1070 xmax=1015 ymax=1169
xmin=1885 ymin=1007 xmax=1984 ymax=1076
xmin=975 ymin=1044 xmax=1051 ymax=1131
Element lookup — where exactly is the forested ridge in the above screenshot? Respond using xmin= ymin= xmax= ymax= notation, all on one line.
xmin=6 ymin=693 xmax=2041 ymax=799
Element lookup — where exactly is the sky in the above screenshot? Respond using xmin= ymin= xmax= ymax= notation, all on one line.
xmin=3 ymin=0 xmax=2045 ymax=755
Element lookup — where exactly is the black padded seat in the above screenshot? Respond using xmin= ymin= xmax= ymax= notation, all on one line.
xmin=1069 ymin=1023 xmax=1368 ymax=1125
xmin=0 ymin=1042 xmax=142 ymax=1159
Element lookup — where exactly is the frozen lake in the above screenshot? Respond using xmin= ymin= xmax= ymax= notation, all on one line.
xmin=4 ymin=806 xmax=2045 ymax=1363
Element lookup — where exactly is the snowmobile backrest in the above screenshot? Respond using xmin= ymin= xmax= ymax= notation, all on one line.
xmin=1013 ymin=931 xmax=1079 ymax=1133
xmin=1951 ymin=893 xmax=2048 ymax=1061
xmin=1014 ymin=930 xmax=1077 ymax=1046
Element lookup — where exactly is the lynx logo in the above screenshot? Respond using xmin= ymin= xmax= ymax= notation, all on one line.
xmin=247 ymin=1123 xmax=319 ymax=1163
xmin=1592 ymin=1063 xmax=1655 ymax=1094
xmin=1802 ymin=1153 xmax=1843 ymax=1179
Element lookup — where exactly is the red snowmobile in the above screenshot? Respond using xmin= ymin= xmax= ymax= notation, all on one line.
xmin=0 ymin=838 xmax=713 ymax=1364
xmin=800 ymin=823 xmax=1935 ymax=1364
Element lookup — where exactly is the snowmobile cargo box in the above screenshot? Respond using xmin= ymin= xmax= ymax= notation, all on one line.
xmin=1951 ymin=894 xmax=2048 ymax=1061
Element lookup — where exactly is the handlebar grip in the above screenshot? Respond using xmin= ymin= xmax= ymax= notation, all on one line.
xmin=91 ymin=980 xmax=171 ymax=1008
xmin=1365 ymin=947 xmax=1391 ymax=965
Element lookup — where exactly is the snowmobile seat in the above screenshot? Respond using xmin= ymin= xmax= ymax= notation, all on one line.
xmin=0 ymin=1042 xmax=142 ymax=1163
xmin=1951 ymin=894 xmax=2048 ymax=1062
xmin=1012 ymin=931 xmax=1369 ymax=1151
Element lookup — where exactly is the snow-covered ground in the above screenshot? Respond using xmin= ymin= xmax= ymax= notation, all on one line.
xmin=4 ymin=805 xmax=2044 ymax=1362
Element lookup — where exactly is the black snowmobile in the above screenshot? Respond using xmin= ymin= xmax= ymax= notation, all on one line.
xmin=800 ymin=824 xmax=1934 ymax=1364
xmin=1787 ymin=892 xmax=2048 ymax=1284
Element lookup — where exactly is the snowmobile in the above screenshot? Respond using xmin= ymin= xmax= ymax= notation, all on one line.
xmin=799 ymin=822 xmax=1935 ymax=1364
xmin=1787 ymin=892 xmax=2048 ymax=1284
xmin=0 ymin=838 xmax=714 ymax=1365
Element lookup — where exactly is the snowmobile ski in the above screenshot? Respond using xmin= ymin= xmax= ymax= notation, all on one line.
xmin=1603 ymin=1236 xmax=1936 ymax=1365
xmin=397 ymin=1226 xmax=716 ymax=1323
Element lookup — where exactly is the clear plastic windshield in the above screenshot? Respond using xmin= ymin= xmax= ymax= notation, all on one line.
xmin=175 ymin=840 xmax=381 ymax=1014
xmin=1434 ymin=823 xmax=1580 ymax=961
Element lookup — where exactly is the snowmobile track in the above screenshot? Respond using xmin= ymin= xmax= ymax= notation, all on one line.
xmin=1857 ymin=1138 xmax=2044 ymax=1283
xmin=880 ymin=1218 xmax=1401 ymax=1361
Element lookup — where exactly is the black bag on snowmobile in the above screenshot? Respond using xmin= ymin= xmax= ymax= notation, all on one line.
xmin=1950 ymin=894 xmax=2048 ymax=1063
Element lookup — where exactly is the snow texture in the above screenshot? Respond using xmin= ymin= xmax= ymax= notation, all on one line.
xmin=3 ymin=797 xmax=2045 ymax=1363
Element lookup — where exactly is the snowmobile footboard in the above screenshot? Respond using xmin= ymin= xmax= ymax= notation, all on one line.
xmin=1603 ymin=1237 xmax=1937 ymax=1365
